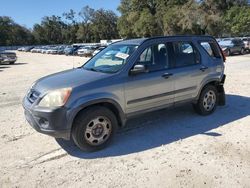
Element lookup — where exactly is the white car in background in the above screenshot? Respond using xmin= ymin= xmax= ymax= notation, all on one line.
xmin=77 ymin=46 xmax=96 ymax=57
xmin=242 ymin=37 xmax=250 ymax=52
xmin=92 ymin=46 xmax=106 ymax=56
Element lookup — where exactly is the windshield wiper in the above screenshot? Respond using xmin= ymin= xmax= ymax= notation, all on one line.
xmin=84 ymin=67 xmax=102 ymax=72
xmin=83 ymin=67 xmax=114 ymax=74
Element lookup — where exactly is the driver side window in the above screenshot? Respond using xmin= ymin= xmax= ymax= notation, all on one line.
xmin=137 ymin=43 xmax=169 ymax=72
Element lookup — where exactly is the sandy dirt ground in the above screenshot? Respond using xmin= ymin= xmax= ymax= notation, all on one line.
xmin=0 ymin=52 xmax=249 ymax=188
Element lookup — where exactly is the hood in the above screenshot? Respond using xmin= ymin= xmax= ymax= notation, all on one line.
xmin=0 ymin=51 xmax=16 ymax=55
xmin=33 ymin=68 xmax=110 ymax=93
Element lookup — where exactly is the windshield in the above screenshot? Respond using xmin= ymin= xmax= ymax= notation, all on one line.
xmin=83 ymin=44 xmax=138 ymax=73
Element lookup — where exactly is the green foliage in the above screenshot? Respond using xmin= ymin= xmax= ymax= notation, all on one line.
xmin=77 ymin=7 xmax=119 ymax=42
xmin=0 ymin=16 xmax=34 ymax=46
xmin=223 ymin=6 xmax=250 ymax=36
xmin=117 ymin=0 xmax=250 ymax=37
xmin=1 ymin=1 xmax=250 ymax=46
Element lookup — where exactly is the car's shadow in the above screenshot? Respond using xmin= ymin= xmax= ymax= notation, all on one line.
xmin=0 ymin=66 xmax=10 ymax=69
xmin=10 ymin=63 xmax=28 ymax=66
xmin=56 ymin=94 xmax=250 ymax=159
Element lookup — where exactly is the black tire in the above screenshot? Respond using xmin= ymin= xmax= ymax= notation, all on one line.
xmin=193 ymin=85 xmax=218 ymax=116
xmin=72 ymin=106 xmax=118 ymax=152
xmin=240 ymin=48 xmax=245 ymax=55
xmin=9 ymin=61 xmax=16 ymax=65
xmin=227 ymin=49 xmax=231 ymax=56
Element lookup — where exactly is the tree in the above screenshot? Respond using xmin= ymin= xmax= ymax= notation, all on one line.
xmin=91 ymin=9 xmax=119 ymax=41
xmin=0 ymin=16 xmax=34 ymax=46
xmin=77 ymin=6 xmax=95 ymax=42
xmin=177 ymin=0 xmax=223 ymax=35
xmin=117 ymin=0 xmax=189 ymax=37
xmin=223 ymin=6 xmax=250 ymax=36
xmin=77 ymin=6 xmax=119 ymax=42
xmin=63 ymin=9 xmax=79 ymax=43
xmin=32 ymin=15 xmax=66 ymax=44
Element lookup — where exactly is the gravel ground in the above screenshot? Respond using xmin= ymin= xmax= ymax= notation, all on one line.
xmin=0 ymin=52 xmax=249 ymax=188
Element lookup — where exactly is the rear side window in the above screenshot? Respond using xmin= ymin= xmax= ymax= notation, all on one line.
xmin=172 ymin=42 xmax=200 ymax=68
xmin=200 ymin=41 xmax=222 ymax=59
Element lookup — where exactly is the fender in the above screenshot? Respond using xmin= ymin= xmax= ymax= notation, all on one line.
xmin=195 ymin=74 xmax=226 ymax=102
xmin=195 ymin=77 xmax=221 ymax=101
xmin=67 ymin=93 xmax=126 ymax=130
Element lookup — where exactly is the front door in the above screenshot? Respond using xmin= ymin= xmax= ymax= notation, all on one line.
xmin=124 ymin=43 xmax=175 ymax=114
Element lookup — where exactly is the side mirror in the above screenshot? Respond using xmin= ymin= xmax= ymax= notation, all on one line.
xmin=130 ymin=64 xmax=147 ymax=75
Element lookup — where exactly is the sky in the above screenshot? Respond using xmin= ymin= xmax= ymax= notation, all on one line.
xmin=0 ymin=0 xmax=121 ymax=29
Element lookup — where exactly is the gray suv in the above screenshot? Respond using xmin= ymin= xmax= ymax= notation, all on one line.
xmin=23 ymin=36 xmax=226 ymax=151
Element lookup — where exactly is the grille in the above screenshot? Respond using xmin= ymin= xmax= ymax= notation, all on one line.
xmin=27 ymin=89 xmax=40 ymax=103
xmin=7 ymin=54 xmax=16 ymax=58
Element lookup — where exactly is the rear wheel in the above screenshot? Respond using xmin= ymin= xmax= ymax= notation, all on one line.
xmin=240 ymin=48 xmax=245 ymax=55
xmin=193 ymin=85 xmax=218 ymax=116
xmin=227 ymin=49 xmax=231 ymax=56
xmin=72 ymin=106 xmax=118 ymax=152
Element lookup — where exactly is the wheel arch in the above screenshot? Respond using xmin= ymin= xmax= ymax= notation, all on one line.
xmin=195 ymin=79 xmax=221 ymax=101
xmin=69 ymin=99 xmax=126 ymax=133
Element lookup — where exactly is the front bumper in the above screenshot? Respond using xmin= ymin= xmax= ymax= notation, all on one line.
xmin=23 ymin=97 xmax=71 ymax=140
xmin=2 ymin=57 xmax=17 ymax=63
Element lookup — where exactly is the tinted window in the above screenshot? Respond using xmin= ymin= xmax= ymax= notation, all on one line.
xmin=200 ymin=42 xmax=222 ymax=58
xmin=138 ymin=43 xmax=169 ymax=72
xmin=172 ymin=42 xmax=200 ymax=68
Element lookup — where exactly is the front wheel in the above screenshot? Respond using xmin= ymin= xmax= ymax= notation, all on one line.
xmin=193 ymin=85 xmax=218 ymax=116
xmin=72 ymin=106 xmax=118 ymax=152
xmin=9 ymin=61 xmax=16 ymax=65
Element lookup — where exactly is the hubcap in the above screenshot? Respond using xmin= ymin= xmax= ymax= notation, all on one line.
xmin=84 ymin=116 xmax=112 ymax=146
xmin=203 ymin=90 xmax=216 ymax=111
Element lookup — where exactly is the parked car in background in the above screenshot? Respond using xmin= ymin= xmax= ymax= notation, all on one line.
xmin=23 ymin=36 xmax=226 ymax=151
xmin=42 ymin=47 xmax=50 ymax=54
xmin=31 ymin=47 xmax=40 ymax=53
xmin=17 ymin=47 xmax=25 ymax=51
xmin=92 ymin=46 xmax=106 ymax=56
xmin=64 ymin=46 xmax=81 ymax=56
xmin=23 ymin=46 xmax=34 ymax=52
xmin=242 ymin=37 xmax=250 ymax=52
xmin=47 ymin=46 xmax=65 ymax=55
xmin=77 ymin=46 xmax=96 ymax=57
xmin=219 ymin=38 xmax=245 ymax=56
xmin=0 ymin=51 xmax=17 ymax=64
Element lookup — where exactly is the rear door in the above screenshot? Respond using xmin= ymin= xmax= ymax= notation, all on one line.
xmin=167 ymin=41 xmax=204 ymax=103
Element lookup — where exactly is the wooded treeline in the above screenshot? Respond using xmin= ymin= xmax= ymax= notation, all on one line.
xmin=1 ymin=0 xmax=250 ymax=46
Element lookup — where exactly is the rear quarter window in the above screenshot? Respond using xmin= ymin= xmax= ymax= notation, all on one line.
xmin=200 ymin=41 xmax=222 ymax=59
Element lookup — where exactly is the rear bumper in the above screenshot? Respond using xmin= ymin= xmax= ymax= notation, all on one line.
xmin=23 ymin=97 xmax=71 ymax=140
xmin=218 ymin=74 xmax=226 ymax=106
xmin=221 ymin=74 xmax=226 ymax=84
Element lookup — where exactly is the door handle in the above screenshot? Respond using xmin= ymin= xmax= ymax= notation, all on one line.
xmin=162 ymin=73 xmax=173 ymax=79
xmin=200 ymin=66 xmax=208 ymax=72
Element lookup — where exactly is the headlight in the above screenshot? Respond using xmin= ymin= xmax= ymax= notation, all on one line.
xmin=38 ymin=88 xmax=72 ymax=107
